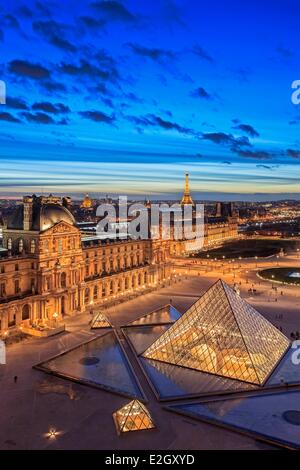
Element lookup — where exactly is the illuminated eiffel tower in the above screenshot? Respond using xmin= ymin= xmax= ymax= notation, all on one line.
xmin=180 ymin=173 xmax=194 ymax=206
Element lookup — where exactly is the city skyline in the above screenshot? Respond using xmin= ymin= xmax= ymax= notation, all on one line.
xmin=0 ymin=0 xmax=300 ymax=199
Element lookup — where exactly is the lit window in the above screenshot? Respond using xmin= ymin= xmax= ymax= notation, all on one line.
xmin=30 ymin=239 xmax=36 ymax=254
xmin=19 ymin=239 xmax=24 ymax=253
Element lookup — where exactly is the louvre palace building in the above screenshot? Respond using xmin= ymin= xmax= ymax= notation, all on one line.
xmin=0 ymin=178 xmax=238 ymax=335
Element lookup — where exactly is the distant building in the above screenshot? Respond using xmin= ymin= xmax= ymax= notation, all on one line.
xmin=81 ymin=194 xmax=93 ymax=210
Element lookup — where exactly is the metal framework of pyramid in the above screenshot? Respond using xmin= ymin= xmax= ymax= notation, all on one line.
xmin=91 ymin=311 xmax=111 ymax=329
xmin=143 ymin=280 xmax=290 ymax=385
xmin=113 ymin=399 xmax=155 ymax=434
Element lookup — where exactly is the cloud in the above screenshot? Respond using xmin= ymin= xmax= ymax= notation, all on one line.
xmin=160 ymin=0 xmax=186 ymax=28
xmin=190 ymin=87 xmax=213 ymax=100
xmin=22 ymin=112 xmax=55 ymax=124
xmin=41 ymin=80 xmax=67 ymax=93
xmin=287 ymin=149 xmax=300 ymax=159
xmin=18 ymin=6 xmax=33 ymax=17
xmin=79 ymin=110 xmax=115 ymax=125
xmin=101 ymin=97 xmax=114 ymax=108
xmin=33 ymin=20 xmax=76 ymax=52
xmin=8 ymin=60 xmax=50 ymax=79
xmin=277 ymin=46 xmax=293 ymax=59
xmin=59 ymin=59 xmax=119 ymax=83
xmin=191 ymin=45 xmax=214 ymax=63
xmin=2 ymin=14 xmax=21 ymax=30
xmin=127 ymin=113 xmax=197 ymax=136
xmin=202 ymin=132 xmax=251 ymax=150
xmin=233 ymin=67 xmax=251 ymax=83
xmin=233 ymin=123 xmax=259 ymax=137
xmin=91 ymin=1 xmax=136 ymax=22
xmin=256 ymin=164 xmax=273 ymax=170
xmin=0 ymin=112 xmax=21 ymax=123
xmin=6 ymin=97 xmax=28 ymax=110
xmin=32 ymin=102 xmax=70 ymax=114
xmin=127 ymin=43 xmax=175 ymax=61
xmin=35 ymin=1 xmax=52 ymax=16
xmin=237 ymin=150 xmax=272 ymax=160
xmin=124 ymin=92 xmax=144 ymax=103
xmin=79 ymin=16 xmax=106 ymax=29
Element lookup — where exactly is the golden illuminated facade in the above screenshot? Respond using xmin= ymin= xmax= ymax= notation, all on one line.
xmin=144 ymin=280 xmax=290 ymax=385
xmin=0 ymin=195 xmax=170 ymax=334
xmin=113 ymin=400 xmax=155 ymax=434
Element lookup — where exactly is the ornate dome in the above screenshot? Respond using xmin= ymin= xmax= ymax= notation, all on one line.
xmin=7 ymin=200 xmax=75 ymax=232
xmin=38 ymin=204 xmax=75 ymax=231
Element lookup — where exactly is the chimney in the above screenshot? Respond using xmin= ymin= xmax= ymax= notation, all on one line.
xmin=23 ymin=196 xmax=33 ymax=231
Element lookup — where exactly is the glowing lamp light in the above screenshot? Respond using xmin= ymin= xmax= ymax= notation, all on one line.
xmin=46 ymin=427 xmax=58 ymax=439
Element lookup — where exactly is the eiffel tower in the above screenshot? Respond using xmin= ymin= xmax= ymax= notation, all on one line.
xmin=180 ymin=173 xmax=194 ymax=206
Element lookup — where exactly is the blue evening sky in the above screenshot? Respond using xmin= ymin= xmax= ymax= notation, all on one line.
xmin=0 ymin=0 xmax=300 ymax=200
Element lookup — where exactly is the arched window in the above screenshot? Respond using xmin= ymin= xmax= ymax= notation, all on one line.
xmin=102 ymin=284 xmax=106 ymax=297
xmin=18 ymin=239 xmax=24 ymax=253
xmin=7 ymin=238 xmax=12 ymax=250
xmin=30 ymin=239 xmax=36 ymax=254
xmin=93 ymin=285 xmax=98 ymax=300
xmin=61 ymin=272 xmax=67 ymax=288
xmin=84 ymin=288 xmax=90 ymax=304
xmin=22 ymin=304 xmax=30 ymax=321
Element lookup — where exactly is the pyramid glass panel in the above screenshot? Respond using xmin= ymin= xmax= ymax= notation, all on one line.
xmin=35 ymin=332 xmax=144 ymax=399
xmin=91 ymin=311 xmax=111 ymax=329
xmin=113 ymin=400 xmax=155 ymax=434
xmin=167 ymin=390 xmax=300 ymax=449
xmin=128 ymin=305 xmax=181 ymax=326
xmin=143 ymin=280 xmax=290 ymax=385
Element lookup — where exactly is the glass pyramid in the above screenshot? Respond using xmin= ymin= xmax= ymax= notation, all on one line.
xmin=143 ymin=280 xmax=290 ymax=385
xmin=128 ymin=304 xmax=181 ymax=326
xmin=91 ymin=311 xmax=111 ymax=329
xmin=113 ymin=400 xmax=155 ymax=434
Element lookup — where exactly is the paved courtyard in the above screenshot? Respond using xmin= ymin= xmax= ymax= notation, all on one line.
xmin=1 ymin=253 xmax=300 ymax=450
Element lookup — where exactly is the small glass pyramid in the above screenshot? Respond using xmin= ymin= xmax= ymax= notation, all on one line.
xmin=91 ymin=311 xmax=111 ymax=329
xmin=113 ymin=400 xmax=155 ymax=434
xmin=128 ymin=304 xmax=181 ymax=326
xmin=143 ymin=280 xmax=290 ymax=385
